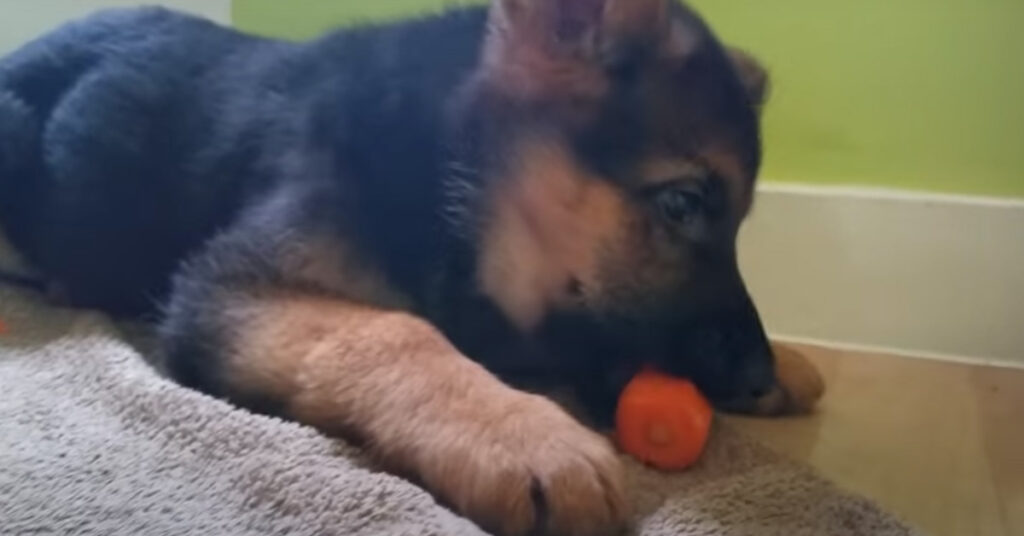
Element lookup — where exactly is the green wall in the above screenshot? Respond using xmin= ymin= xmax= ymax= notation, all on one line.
xmin=691 ymin=0 xmax=1024 ymax=198
xmin=233 ymin=0 xmax=1024 ymax=198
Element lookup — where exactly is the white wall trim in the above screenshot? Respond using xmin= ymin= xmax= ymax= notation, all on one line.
xmin=771 ymin=334 xmax=1024 ymax=371
xmin=759 ymin=182 xmax=1024 ymax=209
xmin=741 ymin=183 xmax=1024 ymax=367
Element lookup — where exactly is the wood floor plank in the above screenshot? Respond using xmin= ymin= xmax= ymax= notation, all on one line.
xmin=724 ymin=344 xmax=1024 ymax=536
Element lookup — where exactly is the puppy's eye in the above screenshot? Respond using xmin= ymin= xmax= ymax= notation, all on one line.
xmin=656 ymin=188 xmax=703 ymax=224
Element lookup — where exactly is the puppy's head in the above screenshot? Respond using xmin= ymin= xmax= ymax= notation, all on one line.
xmin=448 ymin=0 xmax=775 ymax=411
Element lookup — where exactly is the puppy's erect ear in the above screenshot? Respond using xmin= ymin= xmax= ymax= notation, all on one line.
xmin=726 ymin=48 xmax=770 ymax=112
xmin=482 ymin=0 xmax=670 ymax=101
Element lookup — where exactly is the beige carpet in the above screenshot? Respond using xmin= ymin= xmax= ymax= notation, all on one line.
xmin=0 ymin=276 xmax=923 ymax=535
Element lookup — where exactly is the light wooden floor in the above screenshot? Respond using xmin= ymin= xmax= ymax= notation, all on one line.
xmin=724 ymin=343 xmax=1024 ymax=536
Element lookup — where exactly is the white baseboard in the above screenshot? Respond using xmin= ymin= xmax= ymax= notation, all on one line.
xmin=740 ymin=183 xmax=1024 ymax=367
xmin=770 ymin=334 xmax=1024 ymax=371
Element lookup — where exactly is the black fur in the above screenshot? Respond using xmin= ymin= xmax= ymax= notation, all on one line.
xmin=0 ymin=4 xmax=774 ymax=418
xmin=0 ymin=7 xmax=486 ymax=313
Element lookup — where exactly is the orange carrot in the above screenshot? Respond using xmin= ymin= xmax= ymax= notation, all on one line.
xmin=615 ymin=368 xmax=712 ymax=470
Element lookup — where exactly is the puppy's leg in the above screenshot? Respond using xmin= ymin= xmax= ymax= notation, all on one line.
xmin=164 ymin=289 xmax=627 ymax=536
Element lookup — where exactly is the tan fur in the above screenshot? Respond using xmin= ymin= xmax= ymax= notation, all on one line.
xmin=639 ymin=158 xmax=709 ymax=186
xmin=640 ymin=153 xmax=754 ymax=217
xmin=480 ymin=142 xmax=738 ymax=330
xmin=478 ymin=141 xmax=633 ymax=330
xmin=277 ymin=234 xmax=410 ymax=309
xmin=225 ymin=292 xmax=628 ymax=536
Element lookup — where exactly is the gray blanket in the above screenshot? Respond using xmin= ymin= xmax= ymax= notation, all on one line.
xmin=0 ymin=279 xmax=921 ymax=535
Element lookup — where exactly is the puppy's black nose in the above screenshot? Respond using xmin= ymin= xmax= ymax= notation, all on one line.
xmin=713 ymin=348 xmax=776 ymax=413
xmin=738 ymin=349 xmax=776 ymax=399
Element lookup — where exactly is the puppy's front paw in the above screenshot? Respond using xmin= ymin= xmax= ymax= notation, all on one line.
xmin=415 ymin=393 xmax=628 ymax=536
xmin=751 ymin=343 xmax=826 ymax=415
xmin=774 ymin=343 xmax=825 ymax=411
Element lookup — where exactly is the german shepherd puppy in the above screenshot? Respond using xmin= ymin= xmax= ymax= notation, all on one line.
xmin=0 ymin=0 xmax=824 ymax=534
